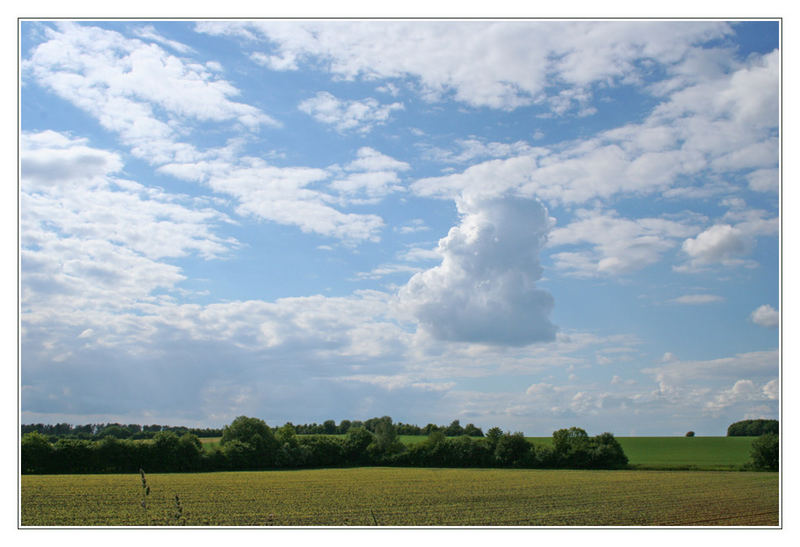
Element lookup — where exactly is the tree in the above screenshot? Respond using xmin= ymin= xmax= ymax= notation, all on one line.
xmin=21 ymin=432 xmax=54 ymax=474
xmin=485 ymin=427 xmax=504 ymax=451
xmin=552 ymin=427 xmax=591 ymax=468
xmin=344 ymin=427 xmax=374 ymax=463
xmin=494 ymin=432 xmax=533 ymax=467
xmin=445 ymin=420 xmax=465 ymax=437
xmin=463 ymin=423 xmax=484 ymax=437
xmin=176 ymin=433 xmax=203 ymax=471
xmin=727 ymin=419 xmax=778 ymax=437
xmin=221 ymin=416 xmax=278 ymax=467
xmin=685 ymin=431 xmax=695 ymax=437
xmin=750 ymin=433 xmax=778 ymax=471
xmin=589 ymin=432 xmax=628 ymax=468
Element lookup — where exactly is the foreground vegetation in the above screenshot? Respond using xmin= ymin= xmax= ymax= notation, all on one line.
xmin=21 ymin=467 xmax=778 ymax=526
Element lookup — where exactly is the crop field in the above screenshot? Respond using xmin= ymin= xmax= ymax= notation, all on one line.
xmin=21 ymin=467 xmax=777 ymax=527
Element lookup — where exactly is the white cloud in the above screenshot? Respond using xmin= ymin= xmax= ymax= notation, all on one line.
xmin=298 ymin=91 xmax=403 ymax=133
xmin=751 ymin=305 xmax=779 ymax=328
xmin=399 ymin=194 xmax=556 ymax=345
xmin=747 ymin=168 xmax=779 ymax=193
xmin=328 ymin=147 xmax=410 ymax=204
xmin=426 ymin=138 xmax=537 ymax=164
xmin=704 ymin=379 xmax=777 ymax=413
xmin=547 ymin=210 xmax=699 ymax=277
xmin=395 ymin=220 xmax=430 ymax=235
xmin=680 ymin=224 xmax=752 ymax=267
xmin=197 ymin=20 xmax=731 ymax=112
xmin=668 ymin=294 xmax=725 ymax=305
xmin=411 ymin=49 xmax=777 ymax=212
xmin=23 ymin=22 xmax=278 ymax=166
xmin=20 ymin=131 xmax=238 ymax=321
xmin=642 ymin=349 xmax=778 ymax=384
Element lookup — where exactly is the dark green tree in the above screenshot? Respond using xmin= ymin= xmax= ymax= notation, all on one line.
xmin=220 ymin=416 xmax=278 ymax=467
xmin=494 ymin=432 xmax=533 ymax=467
xmin=445 ymin=420 xmax=465 ymax=437
xmin=463 ymin=423 xmax=484 ymax=437
xmin=750 ymin=433 xmax=779 ymax=471
xmin=21 ymin=432 xmax=54 ymax=474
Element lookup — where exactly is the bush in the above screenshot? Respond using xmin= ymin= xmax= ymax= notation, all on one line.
xmin=727 ymin=419 xmax=778 ymax=437
xmin=750 ymin=433 xmax=778 ymax=471
xmin=686 ymin=431 xmax=695 ymax=437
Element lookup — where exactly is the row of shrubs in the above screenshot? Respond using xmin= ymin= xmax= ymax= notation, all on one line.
xmin=21 ymin=416 xmax=628 ymax=474
xmin=727 ymin=419 xmax=779 ymax=437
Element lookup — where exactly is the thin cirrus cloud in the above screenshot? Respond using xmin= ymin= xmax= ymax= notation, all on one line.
xmin=668 ymin=294 xmax=725 ymax=305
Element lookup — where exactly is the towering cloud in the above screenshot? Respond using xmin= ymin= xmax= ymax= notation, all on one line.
xmin=400 ymin=194 xmax=557 ymax=346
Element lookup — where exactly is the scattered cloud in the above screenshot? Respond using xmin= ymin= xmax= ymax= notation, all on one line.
xmin=23 ymin=22 xmax=278 ymax=165
xmin=668 ymin=294 xmax=725 ymax=305
xmin=298 ymin=91 xmax=403 ymax=133
xmin=197 ymin=20 xmax=732 ymax=112
xmin=547 ymin=209 xmax=699 ymax=277
xmin=751 ymin=305 xmax=779 ymax=328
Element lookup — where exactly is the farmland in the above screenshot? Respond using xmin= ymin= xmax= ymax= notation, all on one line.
xmin=21 ymin=467 xmax=777 ymax=526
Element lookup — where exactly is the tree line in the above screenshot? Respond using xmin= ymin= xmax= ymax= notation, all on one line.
xmin=20 ymin=418 xmax=482 ymax=442
xmin=20 ymin=422 xmax=223 ymax=441
xmin=726 ymin=419 xmax=778 ymax=437
xmin=21 ymin=416 xmax=627 ymax=474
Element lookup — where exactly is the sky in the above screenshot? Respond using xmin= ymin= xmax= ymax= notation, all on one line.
xmin=18 ymin=19 xmax=780 ymax=436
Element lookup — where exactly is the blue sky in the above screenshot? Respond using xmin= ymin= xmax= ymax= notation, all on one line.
xmin=19 ymin=19 xmax=779 ymax=435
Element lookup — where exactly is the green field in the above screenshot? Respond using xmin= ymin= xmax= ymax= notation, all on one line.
xmin=21 ymin=467 xmax=778 ymax=526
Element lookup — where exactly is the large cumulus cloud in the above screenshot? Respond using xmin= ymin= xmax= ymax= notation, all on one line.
xmin=400 ymin=194 xmax=557 ymax=346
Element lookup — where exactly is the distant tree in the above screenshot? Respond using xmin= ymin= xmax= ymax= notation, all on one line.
xmin=322 ymin=419 xmax=337 ymax=435
xmin=463 ymin=423 xmax=484 ymax=437
xmin=727 ymin=419 xmax=778 ymax=437
xmin=368 ymin=418 xmax=405 ymax=458
xmin=750 ymin=433 xmax=779 ymax=471
xmin=276 ymin=423 xmax=298 ymax=447
xmin=97 ymin=424 xmax=132 ymax=439
xmin=494 ymin=432 xmax=533 ymax=467
xmin=485 ymin=427 xmax=504 ymax=451
xmin=589 ymin=432 xmax=628 ymax=468
xmin=445 ymin=420 xmax=465 ymax=437
xmin=338 ymin=419 xmax=352 ymax=434
xmin=176 ymin=433 xmax=203 ymax=471
xmin=686 ymin=431 xmax=695 ymax=437
xmin=221 ymin=416 xmax=278 ymax=467
xmin=552 ymin=427 xmax=591 ymax=468
xmin=21 ymin=432 xmax=54 ymax=474
xmin=343 ymin=427 xmax=374 ymax=464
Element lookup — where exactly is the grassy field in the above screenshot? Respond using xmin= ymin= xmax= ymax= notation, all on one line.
xmin=21 ymin=467 xmax=778 ymax=527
